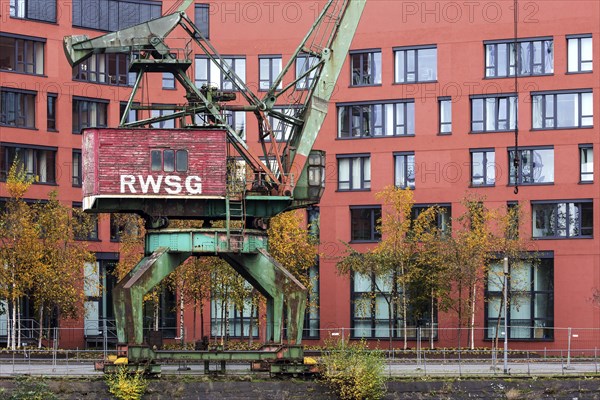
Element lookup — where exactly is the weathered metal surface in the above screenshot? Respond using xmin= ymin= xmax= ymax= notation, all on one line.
xmin=83 ymin=128 xmax=227 ymax=209
xmin=144 ymin=229 xmax=269 ymax=254
xmin=113 ymin=247 xmax=191 ymax=344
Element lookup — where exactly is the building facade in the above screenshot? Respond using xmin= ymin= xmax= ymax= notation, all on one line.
xmin=1 ymin=0 xmax=598 ymax=349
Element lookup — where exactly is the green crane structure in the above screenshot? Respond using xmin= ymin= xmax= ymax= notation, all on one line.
xmin=64 ymin=0 xmax=366 ymax=374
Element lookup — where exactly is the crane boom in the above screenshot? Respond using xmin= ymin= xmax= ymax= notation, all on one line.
xmin=64 ymin=0 xmax=366 ymax=203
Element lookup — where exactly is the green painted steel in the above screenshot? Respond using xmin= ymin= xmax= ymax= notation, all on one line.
xmin=113 ymin=248 xmax=191 ymax=344
xmin=114 ymin=233 xmax=306 ymax=346
xmin=144 ymin=229 xmax=268 ymax=254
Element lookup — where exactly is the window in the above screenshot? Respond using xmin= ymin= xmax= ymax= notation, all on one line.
xmin=567 ymin=35 xmax=592 ymax=73
xmin=350 ymin=50 xmax=382 ymax=86
xmin=194 ymin=4 xmax=210 ymax=39
xmin=509 ymin=148 xmax=554 ymax=185
xmin=296 ymin=54 xmax=319 ymax=89
xmin=194 ymin=56 xmax=246 ymax=91
xmin=532 ymin=201 xmax=593 ymax=238
xmin=350 ymin=206 xmax=381 ymax=242
xmin=0 ymin=88 xmax=36 ymax=129
xmin=0 ymin=144 xmax=56 ymax=183
xmin=352 ymin=271 xmax=437 ymax=339
xmin=72 ymin=98 xmax=108 ymax=133
xmin=394 ymin=46 xmax=437 ymax=83
xmin=411 ymin=204 xmax=451 ymax=234
xmin=471 ymin=149 xmax=495 ymax=186
xmin=337 ymin=154 xmax=371 ymax=191
xmin=580 ymin=145 xmax=593 ymax=182
xmin=338 ymin=100 xmax=415 ymax=138
xmin=73 ymin=202 xmax=99 ymax=240
xmin=471 ymin=94 xmax=517 ymax=132
xmin=162 ymin=73 xmax=175 ymax=89
xmin=119 ymin=101 xmax=138 ymax=124
xmin=150 ymin=105 xmax=175 ymax=128
xmin=72 ymin=150 xmax=82 ymax=187
xmin=72 ymin=0 xmax=161 ymax=31
xmin=439 ymin=97 xmax=451 ymax=134
xmin=47 ymin=93 xmax=57 ymax=131
xmin=150 ymin=149 xmax=188 ymax=172
xmin=110 ymin=214 xmax=139 ymax=242
xmin=394 ymin=152 xmax=415 ymax=189
xmin=485 ymin=38 xmax=553 ymax=78
xmin=486 ymin=257 xmax=553 ymax=340
xmin=304 ymin=261 xmax=320 ymax=339
xmin=259 ymin=55 xmax=282 ymax=91
xmin=10 ymin=0 xmax=56 ymax=22
xmin=0 ymin=34 xmax=44 ymax=75
xmin=532 ymin=90 xmax=593 ymax=129
xmin=211 ymin=287 xmax=258 ymax=338
xmin=73 ymin=54 xmax=130 ymax=86
xmin=223 ymin=110 xmax=246 ymax=140
xmin=266 ymin=107 xmax=297 ymax=142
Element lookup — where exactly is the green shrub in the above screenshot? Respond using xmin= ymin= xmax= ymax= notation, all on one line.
xmin=319 ymin=339 xmax=387 ymax=400
xmin=105 ymin=366 xmax=148 ymax=400
xmin=0 ymin=377 xmax=58 ymax=400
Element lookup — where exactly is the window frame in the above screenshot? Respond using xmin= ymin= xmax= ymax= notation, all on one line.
xmin=73 ymin=53 xmax=130 ymax=86
xmin=72 ymin=0 xmax=161 ymax=31
xmin=72 ymin=97 xmax=109 ymax=134
xmin=337 ymin=99 xmax=415 ymax=138
xmin=0 ymin=143 xmax=57 ymax=184
xmin=194 ymin=3 xmax=210 ymax=39
xmin=72 ymin=149 xmax=82 ymax=187
xmin=531 ymin=200 xmax=593 ymax=239
xmin=485 ymin=255 xmax=554 ymax=341
xmin=47 ymin=93 xmax=57 ymax=131
xmin=0 ymin=87 xmax=36 ymax=129
xmin=508 ymin=146 xmax=554 ymax=186
xmin=470 ymin=93 xmax=518 ymax=133
xmin=350 ymin=205 xmax=381 ymax=243
xmin=567 ymin=34 xmax=592 ymax=73
xmin=579 ymin=144 xmax=594 ymax=183
xmin=0 ymin=33 xmax=45 ymax=75
xmin=337 ymin=154 xmax=371 ymax=191
xmin=9 ymin=0 xmax=56 ymax=23
xmin=484 ymin=37 xmax=554 ymax=78
xmin=295 ymin=53 xmax=319 ymax=90
xmin=393 ymin=151 xmax=415 ymax=189
xmin=258 ymin=55 xmax=282 ymax=91
xmin=532 ymin=89 xmax=593 ymax=130
xmin=411 ymin=203 xmax=452 ymax=235
xmin=349 ymin=49 xmax=382 ymax=87
xmin=470 ymin=148 xmax=496 ymax=187
xmin=393 ymin=45 xmax=437 ymax=84
xmin=438 ymin=97 xmax=452 ymax=134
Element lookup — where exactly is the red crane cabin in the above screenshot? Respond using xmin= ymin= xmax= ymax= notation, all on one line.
xmin=82 ymin=128 xmax=228 ymax=211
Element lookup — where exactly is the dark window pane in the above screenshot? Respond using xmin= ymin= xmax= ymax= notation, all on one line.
xmin=151 ymin=150 xmax=162 ymax=171
xmin=163 ymin=150 xmax=175 ymax=172
xmin=176 ymin=150 xmax=188 ymax=172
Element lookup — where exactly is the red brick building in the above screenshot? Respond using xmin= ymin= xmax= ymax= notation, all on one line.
xmin=1 ymin=0 xmax=598 ymax=349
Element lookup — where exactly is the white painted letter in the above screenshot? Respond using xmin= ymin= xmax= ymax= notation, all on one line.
xmin=185 ymin=176 xmax=203 ymax=194
xmin=138 ymin=175 xmax=163 ymax=194
xmin=164 ymin=176 xmax=182 ymax=194
xmin=120 ymin=175 xmax=136 ymax=193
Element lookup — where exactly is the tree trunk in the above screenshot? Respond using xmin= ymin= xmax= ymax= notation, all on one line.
xmin=402 ymin=283 xmax=407 ymax=350
xmin=38 ymin=305 xmax=44 ymax=349
xmin=470 ymin=281 xmax=477 ymax=350
xmin=200 ymin=301 xmax=205 ymax=339
xmin=179 ymin=291 xmax=185 ymax=345
xmin=11 ymin=297 xmax=17 ymax=350
xmin=154 ymin=301 xmax=159 ymax=331
xmin=249 ymin=301 xmax=254 ymax=345
xmin=16 ymin=300 xmax=21 ymax=348
xmin=430 ymin=289 xmax=435 ymax=350
xmin=6 ymin=299 xmax=12 ymax=350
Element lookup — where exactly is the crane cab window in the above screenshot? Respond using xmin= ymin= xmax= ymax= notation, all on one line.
xmin=150 ymin=149 xmax=188 ymax=172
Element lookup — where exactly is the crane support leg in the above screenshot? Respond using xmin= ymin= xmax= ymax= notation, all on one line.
xmin=113 ymin=247 xmax=191 ymax=345
xmin=221 ymin=248 xmax=307 ymax=345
